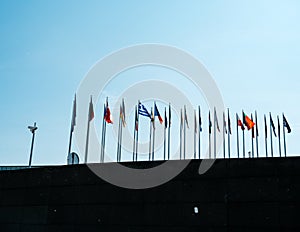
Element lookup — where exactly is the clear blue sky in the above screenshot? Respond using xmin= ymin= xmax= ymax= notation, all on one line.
xmin=0 ymin=0 xmax=299 ymax=165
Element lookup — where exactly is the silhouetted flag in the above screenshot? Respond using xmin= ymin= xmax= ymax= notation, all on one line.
xmin=198 ymin=106 xmax=202 ymax=132
xmin=138 ymin=102 xmax=151 ymax=118
xmin=164 ymin=108 xmax=168 ymax=129
xmin=223 ymin=112 xmax=227 ymax=134
xmin=214 ymin=108 xmax=220 ymax=132
xmin=237 ymin=114 xmax=245 ymax=130
xmin=209 ymin=111 xmax=212 ymax=134
xmin=277 ymin=115 xmax=281 ymax=138
xmin=243 ymin=112 xmax=255 ymax=130
xmin=283 ymin=114 xmax=291 ymax=133
xmin=154 ymin=103 xmax=163 ymax=124
xmin=228 ymin=109 xmax=232 ymax=134
xmin=251 ymin=114 xmax=255 ymax=138
xmin=184 ymin=105 xmax=189 ymax=129
xmin=264 ymin=114 xmax=267 ymax=138
xmin=71 ymin=94 xmax=76 ymax=132
xmin=255 ymin=111 xmax=259 ymax=137
xmin=270 ymin=113 xmax=277 ymax=137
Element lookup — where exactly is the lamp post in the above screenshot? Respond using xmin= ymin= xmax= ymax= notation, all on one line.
xmin=28 ymin=122 xmax=38 ymax=168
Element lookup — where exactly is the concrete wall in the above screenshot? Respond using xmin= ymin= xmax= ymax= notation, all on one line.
xmin=0 ymin=157 xmax=299 ymax=231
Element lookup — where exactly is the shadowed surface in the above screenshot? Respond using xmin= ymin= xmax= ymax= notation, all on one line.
xmin=0 ymin=157 xmax=300 ymax=231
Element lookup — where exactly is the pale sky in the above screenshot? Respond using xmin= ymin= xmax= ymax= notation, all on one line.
xmin=0 ymin=0 xmax=299 ymax=165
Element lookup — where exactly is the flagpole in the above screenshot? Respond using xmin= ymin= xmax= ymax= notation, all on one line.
xmin=180 ymin=109 xmax=182 ymax=160
xmin=283 ymin=113 xmax=287 ymax=157
xmin=270 ymin=113 xmax=274 ymax=157
xmin=223 ymin=112 xmax=226 ymax=159
xmin=135 ymin=102 xmax=140 ymax=161
xmin=183 ymin=106 xmax=186 ymax=160
xmin=149 ymin=108 xmax=153 ymax=161
xmin=85 ymin=113 xmax=91 ymax=164
xmin=152 ymin=105 xmax=155 ymax=161
xmin=242 ymin=111 xmax=245 ymax=158
xmin=208 ymin=111 xmax=211 ymax=159
xmin=133 ymin=105 xmax=137 ymax=162
xmin=255 ymin=111 xmax=259 ymax=158
xmin=277 ymin=115 xmax=281 ymax=157
xmin=264 ymin=114 xmax=268 ymax=157
xmin=236 ymin=113 xmax=240 ymax=158
xmin=198 ymin=106 xmax=201 ymax=159
xmin=214 ymin=107 xmax=216 ymax=159
xmin=251 ymin=114 xmax=254 ymax=158
xmin=100 ymin=104 xmax=106 ymax=163
xmin=168 ymin=104 xmax=171 ymax=160
xmin=164 ymin=108 xmax=167 ymax=160
xmin=117 ymin=107 xmax=122 ymax=162
xmin=28 ymin=122 xmax=37 ymax=168
xmin=227 ymin=109 xmax=230 ymax=159
xmin=68 ymin=95 xmax=76 ymax=157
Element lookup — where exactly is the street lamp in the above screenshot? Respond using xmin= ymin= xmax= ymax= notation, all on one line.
xmin=28 ymin=122 xmax=38 ymax=168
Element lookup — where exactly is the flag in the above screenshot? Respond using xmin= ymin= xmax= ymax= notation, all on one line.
xmin=264 ymin=114 xmax=267 ymax=138
xmin=151 ymin=108 xmax=155 ymax=129
xmin=270 ymin=113 xmax=277 ymax=137
xmin=277 ymin=115 xmax=281 ymax=138
xmin=209 ymin=111 xmax=212 ymax=134
xmin=154 ymin=103 xmax=163 ymax=124
xmin=71 ymin=94 xmax=76 ymax=132
xmin=184 ymin=105 xmax=189 ymax=129
xmin=194 ymin=110 xmax=197 ymax=133
xmin=104 ymin=100 xmax=113 ymax=124
xmin=88 ymin=97 xmax=94 ymax=122
xmin=198 ymin=106 xmax=202 ymax=132
xmin=237 ymin=114 xmax=245 ymax=130
xmin=251 ymin=114 xmax=255 ymax=138
xmin=135 ymin=106 xmax=138 ymax=131
xmin=228 ymin=109 xmax=232 ymax=134
xmin=164 ymin=107 xmax=168 ymax=129
xmin=223 ymin=112 xmax=227 ymax=134
xmin=168 ymin=103 xmax=171 ymax=127
xmin=283 ymin=114 xmax=291 ymax=133
xmin=214 ymin=108 xmax=220 ymax=132
xmin=138 ymin=102 xmax=151 ymax=118
xmin=120 ymin=98 xmax=126 ymax=127
xmin=243 ymin=112 xmax=255 ymax=130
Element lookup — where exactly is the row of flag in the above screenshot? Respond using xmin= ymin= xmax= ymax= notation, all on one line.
xmin=68 ymin=95 xmax=292 ymax=162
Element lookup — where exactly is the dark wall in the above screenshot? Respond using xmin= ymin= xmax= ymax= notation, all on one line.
xmin=0 ymin=157 xmax=300 ymax=232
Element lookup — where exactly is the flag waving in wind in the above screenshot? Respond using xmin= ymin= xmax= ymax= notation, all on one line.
xmin=237 ymin=114 xmax=245 ymax=130
xmin=214 ymin=108 xmax=220 ymax=132
xmin=154 ymin=103 xmax=163 ymax=124
xmin=283 ymin=114 xmax=291 ymax=133
xmin=270 ymin=113 xmax=277 ymax=137
xmin=120 ymin=98 xmax=126 ymax=127
xmin=243 ymin=111 xmax=255 ymax=130
xmin=104 ymin=99 xmax=113 ymax=124
xmin=184 ymin=105 xmax=189 ymax=129
xmin=138 ymin=102 xmax=151 ymax=118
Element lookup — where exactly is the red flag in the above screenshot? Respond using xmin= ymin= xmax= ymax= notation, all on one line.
xmin=243 ymin=112 xmax=255 ymax=130
xmin=104 ymin=100 xmax=113 ymax=124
